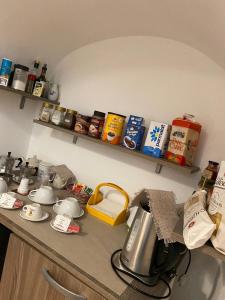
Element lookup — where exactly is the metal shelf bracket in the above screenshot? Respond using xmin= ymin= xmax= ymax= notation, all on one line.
xmin=155 ymin=163 xmax=163 ymax=174
xmin=73 ymin=136 xmax=78 ymax=144
xmin=20 ymin=96 xmax=26 ymax=109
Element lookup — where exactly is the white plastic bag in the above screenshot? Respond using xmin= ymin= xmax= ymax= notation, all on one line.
xmin=183 ymin=190 xmax=216 ymax=249
xmin=208 ymin=161 xmax=225 ymax=254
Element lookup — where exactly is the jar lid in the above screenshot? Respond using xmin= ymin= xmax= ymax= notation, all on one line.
xmin=94 ymin=111 xmax=105 ymax=118
xmin=67 ymin=109 xmax=77 ymax=115
xmin=56 ymin=106 xmax=66 ymax=112
xmin=14 ymin=64 xmax=29 ymax=72
xmin=108 ymin=112 xmax=126 ymax=118
xmin=208 ymin=161 xmax=219 ymax=166
xmin=43 ymin=102 xmax=53 ymax=108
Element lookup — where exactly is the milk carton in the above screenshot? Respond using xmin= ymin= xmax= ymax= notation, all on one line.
xmin=143 ymin=121 xmax=171 ymax=158
xmin=208 ymin=161 xmax=225 ymax=254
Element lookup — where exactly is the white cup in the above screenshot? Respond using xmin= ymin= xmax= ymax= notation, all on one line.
xmin=23 ymin=203 xmax=43 ymax=220
xmin=17 ymin=178 xmax=29 ymax=195
xmin=30 ymin=186 xmax=55 ymax=204
xmin=54 ymin=197 xmax=81 ymax=218
xmin=0 ymin=177 xmax=8 ymax=193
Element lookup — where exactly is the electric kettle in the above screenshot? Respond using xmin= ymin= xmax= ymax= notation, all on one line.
xmin=121 ymin=200 xmax=157 ymax=277
xmin=111 ymin=198 xmax=188 ymax=298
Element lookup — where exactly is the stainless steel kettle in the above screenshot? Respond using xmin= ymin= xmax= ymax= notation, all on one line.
xmin=120 ymin=199 xmax=157 ymax=276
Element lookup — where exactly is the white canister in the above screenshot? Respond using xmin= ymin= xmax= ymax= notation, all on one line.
xmin=12 ymin=64 xmax=29 ymax=91
xmin=48 ymin=83 xmax=59 ymax=101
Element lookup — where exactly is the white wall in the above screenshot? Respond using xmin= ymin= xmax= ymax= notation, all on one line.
xmin=0 ymin=90 xmax=37 ymax=157
xmin=28 ymin=36 xmax=225 ymax=202
xmin=27 ymin=36 xmax=225 ymax=300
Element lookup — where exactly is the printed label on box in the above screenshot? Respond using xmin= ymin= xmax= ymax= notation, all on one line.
xmin=143 ymin=121 xmax=171 ymax=158
xmin=53 ymin=214 xmax=71 ymax=232
xmin=0 ymin=193 xmax=16 ymax=208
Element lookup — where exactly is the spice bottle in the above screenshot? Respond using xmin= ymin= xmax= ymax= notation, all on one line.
xmin=88 ymin=111 xmax=105 ymax=138
xmin=39 ymin=102 xmax=54 ymax=123
xmin=51 ymin=106 xmax=66 ymax=126
xmin=63 ymin=109 xmax=77 ymax=130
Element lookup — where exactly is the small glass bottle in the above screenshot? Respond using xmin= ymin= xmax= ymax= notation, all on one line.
xmin=25 ymin=60 xmax=40 ymax=94
xmin=51 ymin=106 xmax=66 ymax=126
xmin=63 ymin=109 xmax=77 ymax=130
xmin=39 ymin=102 xmax=54 ymax=123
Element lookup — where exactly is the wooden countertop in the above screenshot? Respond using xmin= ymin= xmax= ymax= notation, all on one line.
xmin=0 ymin=187 xmax=167 ymax=300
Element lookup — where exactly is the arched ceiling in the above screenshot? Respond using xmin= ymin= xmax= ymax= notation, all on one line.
xmin=0 ymin=0 xmax=224 ymax=70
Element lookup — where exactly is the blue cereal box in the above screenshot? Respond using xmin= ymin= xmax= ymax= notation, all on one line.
xmin=143 ymin=121 xmax=171 ymax=158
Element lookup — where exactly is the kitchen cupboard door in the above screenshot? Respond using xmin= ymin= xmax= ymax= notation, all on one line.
xmin=0 ymin=234 xmax=105 ymax=300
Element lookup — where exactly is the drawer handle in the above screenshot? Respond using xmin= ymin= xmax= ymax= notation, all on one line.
xmin=42 ymin=268 xmax=87 ymax=300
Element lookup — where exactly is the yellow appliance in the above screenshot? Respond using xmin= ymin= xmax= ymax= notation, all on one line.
xmin=86 ymin=183 xmax=129 ymax=226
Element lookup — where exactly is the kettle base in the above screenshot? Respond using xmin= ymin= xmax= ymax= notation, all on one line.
xmin=111 ymin=249 xmax=158 ymax=286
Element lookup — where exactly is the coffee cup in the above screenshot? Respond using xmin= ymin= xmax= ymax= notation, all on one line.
xmin=0 ymin=177 xmax=8 ymax=194
xmin=54 ymin=197 xmax=81 ymax=218
xmin=29 ymin=186 xmax=55 ymax=205
xmin=23 ymin=203 xmax=43 ymax=220
xmin=107 ymin=132 xmax=116 ymax=141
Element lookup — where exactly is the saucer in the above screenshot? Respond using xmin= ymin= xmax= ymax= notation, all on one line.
xmin=53 ymin=205 xmax=84 ymax=219
xmin=28 ymin=193 xmax=58 ymax=205
xmin=50 ymin=221 xmax=74 ymax=234
xmin=19 ymin=211 xmax=49 ymax=222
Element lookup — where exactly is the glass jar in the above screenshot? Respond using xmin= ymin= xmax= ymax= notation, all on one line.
xmin=51 ymin=106 xmax=66 ymax=126
xmin=74 ymin=114 xmax=91 ymax=135
xmin=63 ymin=109 xmax=77 ymax=130
xmin=11 ymin=64 xmax=29 ymax=91
xmin=198 ymin=161 xmax=219 ymax=190
xmin=39 ymin=102 xmax=54 ymax=123
xmin=88 ymin=111 xmax=105 ymax=138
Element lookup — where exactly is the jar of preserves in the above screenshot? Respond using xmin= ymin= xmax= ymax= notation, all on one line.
xmin=102 ymin=112 xmax=126 ymax=145
xmin=88 ymin=111 xmax=105 ymax=138
xmin=74 ymin=114 xmax=91 ymax=135
xmin=39 ymin=102 xmax=54 ymax=123
xmin=63 ymin=109 xmax=77 ymax=130
xmin=51 ymin=106 xmax=66 ymax=126
xmin=198 ymin=161 xmax=219 ymax=190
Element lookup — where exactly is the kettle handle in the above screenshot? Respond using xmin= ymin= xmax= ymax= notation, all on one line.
xmin=93 ymin=182 xmax=129 ymax=210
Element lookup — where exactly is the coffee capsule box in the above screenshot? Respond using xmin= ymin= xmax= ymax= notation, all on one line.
xmin=143 ymin=121 xmax=171 ymax=158
xmin=123 ymin=125 xmax=145 ymax=150
xmin=123 ymin=115 xmax=145 ymax=150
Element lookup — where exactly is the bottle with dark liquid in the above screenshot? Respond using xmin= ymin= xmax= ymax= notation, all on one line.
xmin=33 ymin=64 xmax=48 ymax=97
xmin=25 ymin=60 xmax=40 ymax=94
xmin=37 ymin=64 xmax=47 ymax=82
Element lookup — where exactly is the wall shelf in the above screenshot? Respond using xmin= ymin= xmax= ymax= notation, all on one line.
xmin=33 ymin=119 xmax=200 ymax=175
xmin=0 ymin=85 xmax=60 ymax=109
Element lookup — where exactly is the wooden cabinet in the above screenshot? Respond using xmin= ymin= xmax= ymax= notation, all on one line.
xmin=0 ymin=234 xmax=105 ymax=300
